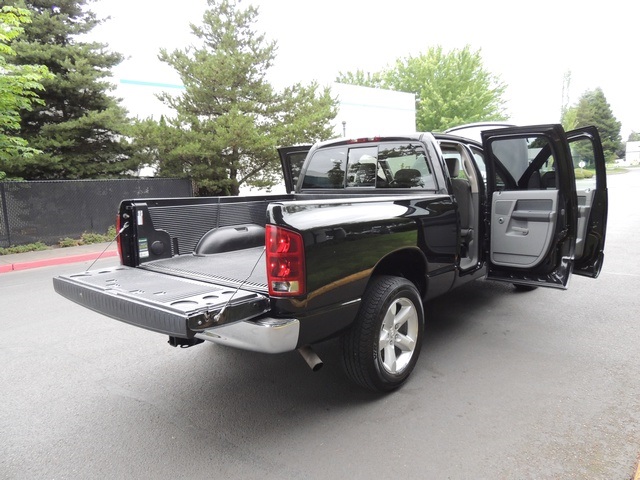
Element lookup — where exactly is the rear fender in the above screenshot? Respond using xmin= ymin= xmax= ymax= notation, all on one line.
xmin=370 ymin=247 xmax=427 ymax=297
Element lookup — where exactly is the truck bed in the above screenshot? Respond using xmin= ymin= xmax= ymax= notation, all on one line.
xmin=140 ymin=246 xmax=268 ymax=292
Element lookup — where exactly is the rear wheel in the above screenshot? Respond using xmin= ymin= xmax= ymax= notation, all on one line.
xmin=341 ymin=275 xmax=424 ymax=392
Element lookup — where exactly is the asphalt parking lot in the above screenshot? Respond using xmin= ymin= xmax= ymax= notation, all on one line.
xmin=1 ymin=169 xmax=639 ymax=479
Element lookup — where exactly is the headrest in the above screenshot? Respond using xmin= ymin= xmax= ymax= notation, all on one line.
xmin=445 ymin=157 xmax=460 ymax=178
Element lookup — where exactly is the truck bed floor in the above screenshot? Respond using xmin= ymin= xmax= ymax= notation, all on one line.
xmin=140 ymin=246 xmax=268 ymax=292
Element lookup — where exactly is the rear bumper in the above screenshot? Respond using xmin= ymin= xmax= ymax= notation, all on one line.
xmin=195 ymin=317 xmax=300 ymax=353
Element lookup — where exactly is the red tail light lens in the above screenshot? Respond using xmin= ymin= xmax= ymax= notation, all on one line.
xmin=115 ymin=214 xmax=123 ymax=263
xmin=266 ymin=225 xmax=305 ymax=296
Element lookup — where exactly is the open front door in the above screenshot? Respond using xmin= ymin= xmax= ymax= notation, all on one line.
xmin=566 ymin=127 xmax=608 ymax=278
xmin=482 ymin=125 xmax=578 ymax=289
xmin=278 ymin=145 xmax=312 ymax=194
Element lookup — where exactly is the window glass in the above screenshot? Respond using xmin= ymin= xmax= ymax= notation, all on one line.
xmin=346 ymin=147 xmax=378 ymax=187
xmin=377 ymin=143 xmax=435 ymax=189
xmin=287 ymin=151 xmax=308 ymax=187
xmin=569 ymin=137 xmax=597 ymax=190
xmin=302 ymin=147 xmax=347 ymax=188
xmin=470 ymin=147 xmax=487 ymax=183
xmin=489 ymin=136 xmax=556 ymax=191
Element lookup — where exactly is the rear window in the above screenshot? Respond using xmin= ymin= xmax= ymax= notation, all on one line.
xmin=377 ymin=143 xmax=435 ymax=189
xmin=301 ymin=147 xmax=347 ymax=189
xmin=301 ymin=142 xmax=436 ymax=190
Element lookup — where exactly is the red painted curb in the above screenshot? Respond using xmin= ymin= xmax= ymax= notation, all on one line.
xmin=0 ymin=250 xmax=118 ymax=273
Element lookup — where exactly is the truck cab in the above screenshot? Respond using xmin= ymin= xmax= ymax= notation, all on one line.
xmin=280 ymin=124 xmax=608 ymax=290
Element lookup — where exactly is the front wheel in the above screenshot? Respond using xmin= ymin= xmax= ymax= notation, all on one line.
xmin=341 ymin=275 xmax=424 ymax=392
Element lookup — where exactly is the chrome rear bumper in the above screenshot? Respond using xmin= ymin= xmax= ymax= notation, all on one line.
xmin=195 ymin=317 xmax=300 ymax=353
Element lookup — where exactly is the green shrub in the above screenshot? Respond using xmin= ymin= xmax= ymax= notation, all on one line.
xmin=58 ymin=237 xmax=82 ymax=248
xmin=80 ymin=225 xmax=117 ymax=244
xmin=0 ymin=242 xmax=49 ymax=255
xmin=0 ymin=226 xmax=118 ymax=256
xmin=574 ymin=168 xmax=595 ymax=179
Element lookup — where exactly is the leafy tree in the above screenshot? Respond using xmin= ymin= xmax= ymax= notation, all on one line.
xmin=0 ymin=5 xmax=51 ymax=178
xmin=628 ymin=132 xmax=640 ymax=142
xmin=335 ymin=69 xmax=384 ymax=89
xmin=337 ymin=45 xmax=508 ymax=132
xmin=133 ymin=0 xmax=337 ymax=196
xmin=2 ymin=0 xmax=137 ymax=180
xmin=563 ymin=88 xmax=622 ymax=163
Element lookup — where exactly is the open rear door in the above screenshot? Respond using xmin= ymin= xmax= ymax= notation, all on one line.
xmin=482 ymin=125 xmax=578 ymax=289
xmin=566 ymin=127 xmax=608 ymax=278
xmin=278 ymin=145 xmax=312 ymax=193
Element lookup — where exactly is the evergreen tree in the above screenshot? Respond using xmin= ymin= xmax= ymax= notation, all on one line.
xmin=571 ymin=88 xmax=622 ymax=163
xmin=132 ymin=0 xmax=337 ymax=196
xmin=337 ymin=46 xmax=508 ymax=132
xmin=0 ymin=5 xmax=51 ymax=179
xmin=3 ymin=0 xmax=137 ymax=179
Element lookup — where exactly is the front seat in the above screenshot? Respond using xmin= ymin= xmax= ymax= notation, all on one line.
xmin=392 ymin=168 xmax=422 ymax=187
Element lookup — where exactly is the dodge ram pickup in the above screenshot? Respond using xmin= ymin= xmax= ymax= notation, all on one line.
xmin=53 ymin=124 xmax=608 ymax=392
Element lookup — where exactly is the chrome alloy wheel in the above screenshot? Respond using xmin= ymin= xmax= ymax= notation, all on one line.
xmin=378 ymin=297 xmax=419 ymax=375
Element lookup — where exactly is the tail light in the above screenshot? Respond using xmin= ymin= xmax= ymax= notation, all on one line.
xmin=115 ymin=214 xmax=123 ymax=263
xmin=266 ymin=225 xmax=305 ymax=297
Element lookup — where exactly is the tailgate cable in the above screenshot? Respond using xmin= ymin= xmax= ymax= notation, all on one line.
xmin=213 ymin=246 xmax=266 ymax=324
xmin=84 ymin=221 xmax=129 ymax=272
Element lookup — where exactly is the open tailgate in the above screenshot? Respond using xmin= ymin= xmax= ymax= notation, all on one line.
xmin=53 ymin=266 xmax=270 ymax=338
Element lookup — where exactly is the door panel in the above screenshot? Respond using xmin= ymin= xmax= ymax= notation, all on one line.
xmin=491 ymin=190 xmax=558 ymax=268
xmin=575 ymin=189 xmax=593 ymax=258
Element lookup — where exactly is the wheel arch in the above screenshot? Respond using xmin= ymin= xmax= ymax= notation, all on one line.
xmin=370 ymin=247 xmax=428 ymax=298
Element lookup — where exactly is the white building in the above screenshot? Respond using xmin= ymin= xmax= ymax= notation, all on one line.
xmin=116 ymin=79 xmax=416 ymax=137
xmin=329 ymin=83 xmax=416 ymax=138
xmin=624 ymin=141 xmax=640 ymax=166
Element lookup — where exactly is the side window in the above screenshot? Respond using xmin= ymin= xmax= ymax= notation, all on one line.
xmin=569 ymin=138 xmax=597 ymax=190
xmin=489 ymin=136 xmax=557 ymax=191
xmin=301 ymin=147 xmax=347 ymax=189
xmin=377 ymin=143 xmax=435 ymax=189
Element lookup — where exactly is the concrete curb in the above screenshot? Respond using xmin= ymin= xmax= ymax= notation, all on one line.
xmin=0 ymin=249 xmax=118 ymax=273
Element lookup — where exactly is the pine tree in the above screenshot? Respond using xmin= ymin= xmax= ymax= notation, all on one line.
xmin=3 ymin=0 xmax=137 ymax=179
xmin=573 ymin=88 xmax=622 ymax=163
xmin=132 ymin=0 xmax=337 ymax=196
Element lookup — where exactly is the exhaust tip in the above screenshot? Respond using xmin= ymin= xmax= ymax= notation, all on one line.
xmin=297 ymin=345 xmax=323 ymax=372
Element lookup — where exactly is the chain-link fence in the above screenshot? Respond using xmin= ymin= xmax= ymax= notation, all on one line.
xmin=0 ymin=178 xmax=194 ymax=247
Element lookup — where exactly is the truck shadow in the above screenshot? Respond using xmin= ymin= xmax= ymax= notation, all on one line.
xmin=424 ymin=278 xmax=514 ymax=338
xmin=127 ymin=278 xmax=520 ymax=447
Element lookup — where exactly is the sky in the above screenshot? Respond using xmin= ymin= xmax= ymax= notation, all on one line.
xmin=89 ymin=0 xmax=638 ymax=139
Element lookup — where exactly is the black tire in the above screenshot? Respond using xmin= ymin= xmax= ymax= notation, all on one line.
xmin=341 ymin=275 xmax=424 ymax=392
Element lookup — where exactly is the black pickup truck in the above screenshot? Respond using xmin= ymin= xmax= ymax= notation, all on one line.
xmin=53 ymin=124 xmax=608 ymax=392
